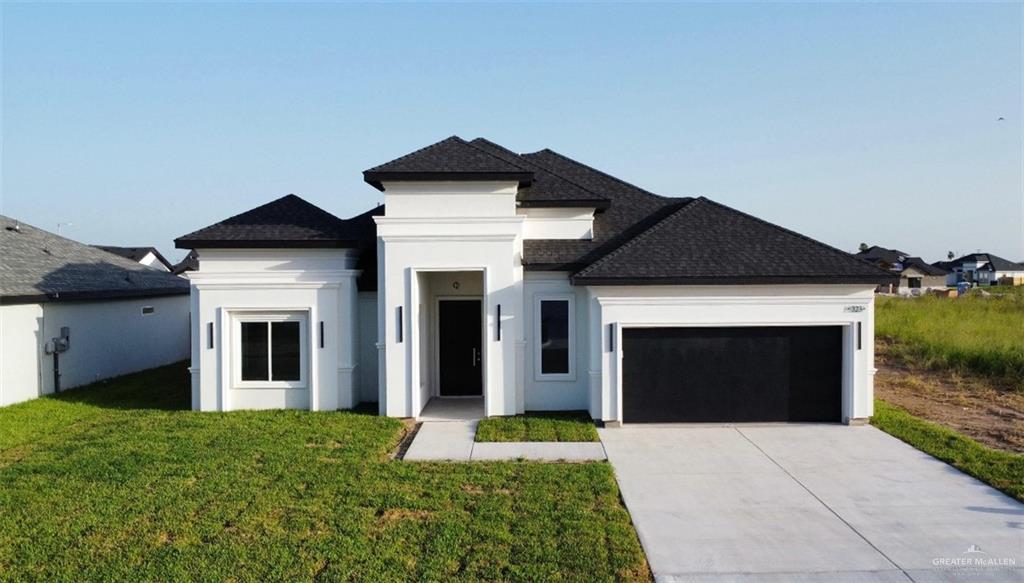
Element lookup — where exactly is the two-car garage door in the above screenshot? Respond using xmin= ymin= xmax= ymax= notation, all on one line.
xmin=622 ymin=326 xmax=843 ymax=423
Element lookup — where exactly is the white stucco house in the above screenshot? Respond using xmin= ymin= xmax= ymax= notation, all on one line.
xmin=175 ymin=137 xmax=893 ymax=425
xmin=1 ymin=217 xmax=190 ymax=406
xmin=938 ymin=253 xmax=1024 ymax=287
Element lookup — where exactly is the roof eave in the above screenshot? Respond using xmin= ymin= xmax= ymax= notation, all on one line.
xmin=362 ymin=170 xmax=534 ymax=191
xmin=570 ymin=275 xmax=899 ymax=286
xmin=174 ymin=238 xmax=361 ymax=250
xmin=517 ymin=199 xmax=611 ymax=211
xmin=0 ymin=286 xmax=190 ymax=306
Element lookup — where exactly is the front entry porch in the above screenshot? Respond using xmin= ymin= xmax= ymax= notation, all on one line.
xmin=417 ymin=396 xmax=484 ymax=421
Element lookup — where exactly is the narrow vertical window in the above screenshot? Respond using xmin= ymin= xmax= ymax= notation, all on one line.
xmin=539 ymin=299 xmax=570 ymax=375
xmin=271 ymin=321 xmax=301 ymax=381
xmin=241 ymin=322 xmax=269 ymax=381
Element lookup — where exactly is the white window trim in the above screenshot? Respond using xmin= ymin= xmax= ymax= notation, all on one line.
xmin=533 ymin=293 xmax=576 ymax=381
xmin=231 ymin=311 xmax=309 ymax=390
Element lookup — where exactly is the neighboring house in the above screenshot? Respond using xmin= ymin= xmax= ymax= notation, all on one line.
xmin=175 ymin=137 xmax=893 ymax=425
xmin=93 ymin=245 xmax=175 ymax=272
xmin=0 ymin=217 xmax=190 ymax=406
xmin=854 ymin=245 xmax=948 ymax=294
xmin=172 ymin=250 xmax=199 ymax=276
xmin=941 ymin=253 xmax=1024 ymax=287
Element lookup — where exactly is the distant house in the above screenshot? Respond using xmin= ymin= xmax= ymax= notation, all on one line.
xmin=93 ymin=245 xmax=174 ymax=272
xmin=1 ymin=217 xmax=191 ymax=407
xmin=171 ymin=250 xmax=199 ymax=276
xmin=939 ymin=253 xmax=1024 ymax=287
xmin=854 ymin=245 xmax=948 ymax=294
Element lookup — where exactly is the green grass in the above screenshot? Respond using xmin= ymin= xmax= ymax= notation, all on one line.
xmin=0 ymin=364 xmax=648 ymax=582
xmin=871 ymin=400 xmax=1024 ymax=502
xmin=475 ymin=411 xmax=600 ymax=442
xmin=875 ymin=291 xmax=1024 ymax=389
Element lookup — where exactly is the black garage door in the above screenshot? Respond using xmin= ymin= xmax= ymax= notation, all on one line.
xmin=622 ymin=326 xmax=843 ymax=423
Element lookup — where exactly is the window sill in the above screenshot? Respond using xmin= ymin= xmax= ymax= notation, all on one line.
xmin=233 ymin=383 xmax=307 ymax=390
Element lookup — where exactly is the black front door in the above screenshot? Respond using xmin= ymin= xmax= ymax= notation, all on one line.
xmin=438 ymin=300 xmax=483 ymax=396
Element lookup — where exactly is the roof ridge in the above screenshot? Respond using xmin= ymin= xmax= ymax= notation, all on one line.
xmin=364 ymin=135 xmax=464 ymax=173
xmin=176 ymin=194 xmax=344 ymax=241
xmin=1 ymin=215 xmax=140 ymax=262
xmin=468 ymin=138 xmax=609 ymax=201
xmin=575 ymin=198 xmax=700 ymax=277
xmin=695 ymin=198 xmax=896 ymax=279
xmin=532 ymin=148 xmax=672 ymax=201
xmin=456 ymin=137 xmax=536 ymax=175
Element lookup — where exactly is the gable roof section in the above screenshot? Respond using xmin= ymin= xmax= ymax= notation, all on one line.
xmin=854 ymin=246 xmax=947 ymax=276
xmin=1 ymin=216 xmax=189 ymax=305
xmin=573 ymin=198 xmax=895 ymax=285
xmin=175 ymin=194 xmax=364 ymax=249
xmin=901 ymin=257 xmax=948 ymax=276
xmin=950 ymin=253 xmax=1024 ymax=272
xmin=854 ymin=245 xmax=909 ymax=266
xmin=363 ymin=136 xmax=533 ymax=191
xmin=519 ymin=148 xmax=684 ymax=270
xmin=94 ymin=245 xmax=174 ymax=270
xmin=466 ymin=139 xmax=609 ymax=208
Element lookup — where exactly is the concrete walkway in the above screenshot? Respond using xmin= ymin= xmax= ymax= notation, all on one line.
xmin=601 ymin=424 xmax=1024 ymax=582
xmin=403 ymin=419 xmax=606 ymax=462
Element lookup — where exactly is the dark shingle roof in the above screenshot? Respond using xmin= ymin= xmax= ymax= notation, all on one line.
xmin=518 ymin=148 xmax=686 ymax=270
xmin=466 ymin=139 xmax=609 ymax=208
xmin=363 ymin=136 xmax=533 ymax=191
xmin=950 ymin=253 xmax=1024 ymax=272
xmin=900 ymin=257 xmax=948 ymax=276
xmin=1 ymin=216 xmax=189 ymax=305
xmin=573 ymin=198 xmax=895 ymax=285
xmin=172 ymin=250 xmax=199 ymax=275
xmin=854 ymin=246 xmax=947 ymax=276
xmin=855 ymin=245 xmax=910 ymax=266
xmin=175 ymin=194 xmax=365 ymax=249
xmin=93 ymin=245 xmax=174 ymax=270
xmin=179 ymin=137 xmax=898 ymax=288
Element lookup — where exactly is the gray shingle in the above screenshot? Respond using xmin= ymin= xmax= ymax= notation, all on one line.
xmin=1 ymin=216 xmax=188 ymax=305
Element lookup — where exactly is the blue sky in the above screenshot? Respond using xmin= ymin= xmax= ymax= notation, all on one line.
xmin=2 ymin=2 xmax=1021 ymax=263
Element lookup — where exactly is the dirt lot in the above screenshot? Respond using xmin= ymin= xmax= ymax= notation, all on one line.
xmin=875 ymin=341 xmax=1024 ymax=454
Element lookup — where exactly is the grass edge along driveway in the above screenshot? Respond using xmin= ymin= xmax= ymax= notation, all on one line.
xmin=0 ymin=363 xmax=649 ymax=582
xmin=871 ymin=399 xmax=1024 ymax=502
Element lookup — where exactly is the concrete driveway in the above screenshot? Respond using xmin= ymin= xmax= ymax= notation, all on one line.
xmin=599 ymin=425 xmax=1023 ymax=582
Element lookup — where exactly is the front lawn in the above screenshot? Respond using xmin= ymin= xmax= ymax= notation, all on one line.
xmin=0 ymin=364 xmax=648 ymax=581
xmin=475 ymin=411 xmax=600 ymax=442
xmin=871 ymin=400 xmax=1024 ymax=502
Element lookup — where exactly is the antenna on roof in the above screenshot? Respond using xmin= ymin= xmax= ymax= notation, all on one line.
xmin=57 ymin=222 xmax=73 ymax=236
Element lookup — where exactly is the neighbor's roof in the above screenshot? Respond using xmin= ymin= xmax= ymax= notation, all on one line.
xmin=900 ymin=257 xmax=948 ymax=276
xmin=93 ymin=245 xmax=174 ymax=271
xmin=573 ymin=198 xmax=894 ymax=285
xmin=855 ymin=246 xmax=947 ymax=276
xmin=854 ymin=245 xmax=910 ymax=266
xmin=172 ymin=250 xmax=199 ymax=275
xmin=175 ymin=194 xmax=369 ymax=249
xmin=949 ymin=253 xmax=1024 ymax=272
xmin=1 ymin=216 xmax=189 ymax=305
